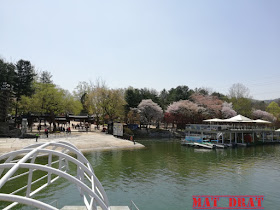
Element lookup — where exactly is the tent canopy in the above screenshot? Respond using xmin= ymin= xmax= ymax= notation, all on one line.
xmin=203 ymin=118 xmax=224 ymax=122
xmin=253 ymin=119 xmax=271 ymax=124
xmin=204 ymin=115 xmax=272 ymax=124
xmin=223 ymin=114 xmax=254 ymax=123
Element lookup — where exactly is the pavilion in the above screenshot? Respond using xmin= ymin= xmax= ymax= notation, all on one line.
xmin=185 ymin=115 xmax=278 ymax=146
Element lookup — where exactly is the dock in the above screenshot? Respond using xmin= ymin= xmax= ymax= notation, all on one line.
xmin=184 ymin=123 xmax=280 ymax=147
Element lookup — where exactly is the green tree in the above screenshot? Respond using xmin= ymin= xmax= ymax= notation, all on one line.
xmin=159 ymin=85 xmax=194 ymax=109
xmin=140 ymin=88 xmax=159 ymax=104
xmin=125 ymin=87 xmax=142 ymax=110
xmin=124 ymin=87 xmax=159 ymax=116
xmin=251 ymin=100 xmax=267 ymax=111
xmin=230 ymin=97 xmax=252 ymax=117
xmin=86 ymin=84 xmax=126 ymax=126
xmin=211 ymin=91 xmax=228 ymax=101
xmin=167 ymin=85 xmax=193 ymax=103
xmin=159 ymin=89 xmax=169 ymax=110
xmin=0 ymin=59 xmax=15 ymax=122
xmin=62 ymin=90 xmax=83 ymax=115
xmin=228 ymin=83 xmax=252 ymax=117
xmin=266 ymin=102 xmax=280 ymax=119
xmin=13 ymin=60 xmax=36 ymax=125
xmin=194 ymin=87 xmax=210 ymax=96
xmin=19 ymin=83 xmax=82 ymax=130
xmin=102 ymin=89 xmax=126 ymax=121
xmin=40 ymin=71 xmax=53 ymax=84
xmin=73 ymin=81 xmax=90 ymax=114
xmin=0 ymin=58 xmax=16 ymax=86
xmin=14 ymin=60 xmax=36 ymax=99
xmin=85 ymin=81 xmax=107 ymax=127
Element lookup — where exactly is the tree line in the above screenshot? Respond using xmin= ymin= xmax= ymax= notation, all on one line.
xmin=0 ymin=58 xmax=82 ymax=129
xmin=1 ymin=57 xmax=280 ymax=129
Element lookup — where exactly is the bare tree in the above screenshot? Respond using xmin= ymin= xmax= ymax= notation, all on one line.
xmin=228 ymin=83 xmax=250 ymax=99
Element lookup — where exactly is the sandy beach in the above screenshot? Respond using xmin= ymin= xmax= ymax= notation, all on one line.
xmin=0 ymin=132 xmax=145 ymax=155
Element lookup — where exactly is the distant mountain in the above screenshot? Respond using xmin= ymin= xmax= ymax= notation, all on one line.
xmin=251 ymin=98 xmax=280 ymax=104
xmin=263 ymin=98 xmax=280 ymax=104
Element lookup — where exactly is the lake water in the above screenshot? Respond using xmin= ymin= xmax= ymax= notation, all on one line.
xmin=1 ymin=139 xmax=280 ymax=209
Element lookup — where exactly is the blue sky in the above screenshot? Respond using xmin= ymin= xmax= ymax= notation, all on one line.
xmin=1 ymin=0 xmax=280 ymax=100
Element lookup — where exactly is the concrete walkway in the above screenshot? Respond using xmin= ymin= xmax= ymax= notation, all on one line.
xmin=0 ymin=132 xmax=145 ymax=154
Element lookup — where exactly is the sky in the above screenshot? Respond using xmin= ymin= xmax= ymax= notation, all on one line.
xmin=1 ymin=0 xmax=280 ymax=100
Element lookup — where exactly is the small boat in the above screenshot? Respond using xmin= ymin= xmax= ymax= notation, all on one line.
xmin=203 ymin=140 xmax=228 ymax=149
xmin=181 ymin=135 xmax=203 ymax=146
xmin=182 ymin=136 xmax=216 ymax=149
xmin=194 ymin=142 xmax=215 ymax=149
xmin=214 ymin=144 xmax=227 ymax=149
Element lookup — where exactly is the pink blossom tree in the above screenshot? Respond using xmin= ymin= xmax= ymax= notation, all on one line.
xmin=165 ymin=100 xmax=200 ymax=128
xmin=252 ymin=109 xmax=276 ymax=122
xmin=191 ymin=93 xmax=223 ymax=118
xmin=221 ymin=102 xmax=237 ymax=118
xmin=138 ymin=99 xmax=163 ymax=128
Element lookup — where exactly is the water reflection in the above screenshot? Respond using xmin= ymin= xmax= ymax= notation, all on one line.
xmin=1 ymin=140 xmax=279 ymax=209
xmin=87 ymin=141 xmax=280 ymax=210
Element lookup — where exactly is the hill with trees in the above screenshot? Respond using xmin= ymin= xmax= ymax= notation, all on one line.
xmin=1 ymin=57 xmax=280 ymax=131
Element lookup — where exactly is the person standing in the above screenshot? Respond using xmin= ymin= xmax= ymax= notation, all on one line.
xmin=45 ymin=128 xmax=49 ymax=138
xmin=35 ymin=133 xmax=39 ymax=142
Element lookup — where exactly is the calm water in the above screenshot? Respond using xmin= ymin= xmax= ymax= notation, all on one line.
xmin=1 ymin=139 xmax=280 ymax=209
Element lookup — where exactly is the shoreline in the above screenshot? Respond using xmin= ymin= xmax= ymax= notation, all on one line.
xmin=0 ymin=132 xmax=145 ymax=155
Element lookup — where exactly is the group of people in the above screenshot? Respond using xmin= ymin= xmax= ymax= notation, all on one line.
xmin=72 ymin=123 xmax=90 ymax=132
xmin=58 ymin=126 xmax=71 ymax=133
xmin=35 ymin=126 xmax=72 ymax=142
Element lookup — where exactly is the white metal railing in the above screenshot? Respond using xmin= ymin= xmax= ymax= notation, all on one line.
xmin=130 ymin=200 xmax=140 ymax=210
xmin=0 ymin=141 xmax=110 ymax=210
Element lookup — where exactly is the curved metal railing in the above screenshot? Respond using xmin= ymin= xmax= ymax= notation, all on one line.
xmin=0 ymin=141 xmax=110 ymax=210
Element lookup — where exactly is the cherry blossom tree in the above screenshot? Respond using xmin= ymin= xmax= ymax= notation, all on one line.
xmin=190 ymin=93 xmax=223 ymax=118
xmin=221 ymin=102 xmax=237 ymax=118
xmin=252 ymin=109 xmax=276 ymax=122
xmin=165 ymin=100 xmax=200 ymax=128
xmin=138 ymin=99 xmax=163 ymax=128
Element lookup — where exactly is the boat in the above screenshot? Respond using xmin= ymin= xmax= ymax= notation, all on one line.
xmin=182 ymin=137 xmax=215 ymax=149
xmin=204 ymin=140 xmax=227 ymax=149
xmin=194 ymin=142 xmax=215 ymax=149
